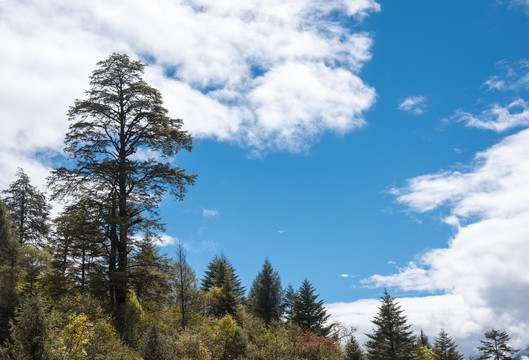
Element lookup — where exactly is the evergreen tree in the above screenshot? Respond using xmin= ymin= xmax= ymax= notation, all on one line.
xmin=344 ymin=333 xmax=365 ymax=360
xmin=419 ymin=330 xmax=431 ymax=349
xmin=290 ymin=278 xmax=331 ymax=337
xmin=171 ymin=241 xmax=200 ymax=330
xmin=142 ymin=322 xmax=173 ymax=360
xmin=49 ymin=53 xmax=196 ymax=329
xmin=247 ymin=258 xmax=284 ymax=325
xmin=416 ymin=345 xmax=436 ymax=360
xmin=477 ymin=329 xmax=519 ymax=360
xmin=432 ymin=329 xmax=463 ymax=360
xmin=130 ymin=234 xmax=172 ymax=313
xmin=2 ymin=168 xmax=50 ymax=246
xmin=365 ymin=290 xmax=416 ymax=360
xmin=202 ymin=254 xmax=245 ymax=297
xmin=8 ymin=294 xmax=54 ymax=360
xmin=202 ymin=254 xmax=245 ymax=317
xmin=283 ymin=283 xmax=296 ymax=320
xmin=0 ymin=200 xmax=21 ymax=341
xmin=50 ymin=199 xmax=107 ymax=292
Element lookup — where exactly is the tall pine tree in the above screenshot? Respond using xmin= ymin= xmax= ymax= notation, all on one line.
xmin=0 ymin=200 xmax=21 ymax=341
xmin=365 ymin=290 xmax=416 ymax=360
xmin=247 ymin=258 xmax=284 ymax=325
xmin=49 ymin=53 xmax=196 ymax=330
xmin=2 ymin=168 xmax=50 ymax=246
xmin=202 ymin=254 xmax=245 ymax=318
xmin=344 ymin=333 xmax=365 ymax=360
xmin=477 ymin=329 xmax=519 ymax=360
xmin=171 ymin=241 xmax=200 ymax=330
xmin=433 ymin=329 xmax=464 ymax=360
xmin=290 ymin=278 xmax=331 ymax=337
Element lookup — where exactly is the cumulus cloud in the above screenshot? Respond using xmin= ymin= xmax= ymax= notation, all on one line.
xmin=155 ymin=234 xmax=180 ymax=247
xmin=0 ymin=0 xmax=379 ymax=188
xmin=349 ymin=127 xmax=529 ymax=353
xmin=327 ymin=294 xmax=494 ymax=355
xmin=398 ymin=96 xmax=427 ymax=115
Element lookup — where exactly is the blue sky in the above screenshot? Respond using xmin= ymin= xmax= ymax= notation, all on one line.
xmin=2 ymin=0 xmax=529 ymax=355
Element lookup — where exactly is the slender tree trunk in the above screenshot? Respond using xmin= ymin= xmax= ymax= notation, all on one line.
xmin=109 ymin=201 xmax=118 ymax=311
xmin=115 ymin=87 xmax=129 ymax=330
xmin=81 ymin=248 xmax=86 ymax=291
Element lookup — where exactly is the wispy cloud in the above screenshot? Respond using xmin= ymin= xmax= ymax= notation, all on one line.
xmin=482 ymin=60 xmax=529 ymax=91
xmin=0 ymin=0 xmax=379 ymax=187
xmin=502 ymin=0 xmax=529 ymax=14
xmin=202 ymin=209 xmax=219 ymax=217
xmin=182 ymin=240 xmax=217 ymax=254
xmin=454 ymin=99 xmax=529 ymax=132
xmin=398 ymin=96 xmax=427 ymax=115
xmin=339 ymin=273 xmax=358 ymax=278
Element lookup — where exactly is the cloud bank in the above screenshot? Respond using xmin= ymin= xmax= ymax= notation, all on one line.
xmin=328 ymin=64 xmax=529 ymax=355
xmin=329 ymin=128 xmax=529 ymax=353
xmin=0 ymin=0 xmax=379 ymax=188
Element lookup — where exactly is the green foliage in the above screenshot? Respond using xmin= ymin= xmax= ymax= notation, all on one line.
xmin=247 ymin=258 xmax=283 ymax=325
xmin=49 ymin=52 xmax=196 ymax=330
xmin=52 ymin=313 xmax=94 ymax=359
xmin=477 ymin=329 xmax=519 ymax=360
xmin=49 ymin=199 xmax=107 ymax=293
xmin=0 ymin=200 xmax=21 ymax=341
xmin=416 ymin=345 xmax=436 ymax=360
xmin=173 ymin=331 xmax=212 ymax=360
xmin=120 ymin=290 xmax=147 ymax=348
xmin=202 ymin=254 xmax=245 ymax=318
xmin=418 ymin=330 xmax=431 ymax=349
xmin=289 ymin=279 xmax=332 ymax=337
xmin=130 ymin=235 xmax=172 ymax=313
xmin=212 ymin=314 xmax=247 ymax=360
xmin=170 ymin=241 xmax=202 ymax=330
xmin=85 ymin=319 xmax=142 ymax=360
xmin=141 ymin=322 xmax=173 ymax=360
xmin=8 ymin=293 xmax=54 ymax=360
xmin=344 ymin=334 xmax=365 ymax=360
xmin=19 ymin=245 xmax=53 ymax=294
xmin=432 ymin=329 xmax=463 ymax=360
xmin=2 ymin=168 xmax=50 ymax=246
xmin=365 ymin=290 xmax=416 ymax=360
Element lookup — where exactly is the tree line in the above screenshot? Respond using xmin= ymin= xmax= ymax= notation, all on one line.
xmin=0 ymin=53 xmax=522 ymax=359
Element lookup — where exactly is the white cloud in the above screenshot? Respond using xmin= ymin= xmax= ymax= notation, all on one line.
xmin=347 ymin=127 xmax=529 ymax=354
xmin=339 ymin=273 xmax=358 ymax=278
xmin=202 ymin=208 xmax=219 ymax=217
xmin=482 ymin=60 xmax=529 ymax=91
xmin=0 ymin=0 xmax=379 ymax=188
xmin=398 ymin=96 xmax=427 ymax=115
xmin=155 ymin=233 xmax=180 ymax=247
xmin=327 ymin=294 xmax=494 ymax=355
xmin=455 ymin=99 xmax=529 ymax=132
